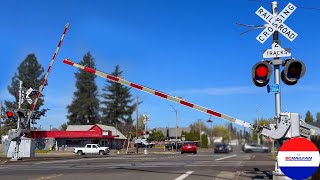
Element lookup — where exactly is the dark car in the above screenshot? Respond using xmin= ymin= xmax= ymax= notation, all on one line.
xmin=165 ymin=142 xmax=182 ymax=150
xmin=214 ymin=143 xmax=231 ymax=153
xmin=181 ymin=141 xmax=197 ymax=154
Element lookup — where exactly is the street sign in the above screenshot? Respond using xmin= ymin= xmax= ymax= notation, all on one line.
xmin=263 ymin=48 xmax=291 ymax=58
xmin=256 ymin=3 xmax=298 ymax=43
xmin=25 ymin=88 xmax=33 ymax=104
xmin=267 ymin=84 xmax=280 ymax=93
xmin=181 ymin=137 xmax=186 ymax=141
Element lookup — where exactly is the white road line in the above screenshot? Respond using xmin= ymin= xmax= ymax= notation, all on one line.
xmin=215 ymin=154 xmax=237 ymax=161
xmin=174 ymin=171 xmax=194 ymax=180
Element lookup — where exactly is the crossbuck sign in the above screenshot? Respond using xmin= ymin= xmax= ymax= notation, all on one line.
xmin=256 ymin=2 xmax=298 ymax=44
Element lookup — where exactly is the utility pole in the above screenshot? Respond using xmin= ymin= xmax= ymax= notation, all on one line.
xmin=207 ymin=117 xmax=213 ymax=146
xmin=135 ymin=96 xmax=139 ymax=154
xmin=198 ymin=119 xmax=202 ymax=147
xmin=256 ymin=109 xmax=260 ymax=145
xmin=170 ymin=105 xmax=178 ymax=151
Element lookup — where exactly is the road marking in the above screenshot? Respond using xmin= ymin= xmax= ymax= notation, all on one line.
xmin=215 ymin=171 xmax=236 ymax=180
xmin=215 ymin=154 xmax=237 ymax=161
xmin=28 ymin=174 xmax=63 ymax=180
xmin=174 ymin=171 xmax=194 ymax=180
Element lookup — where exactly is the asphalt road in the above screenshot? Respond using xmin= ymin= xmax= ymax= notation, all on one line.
xmin=0 ymin=150 xmax=275 ymax=180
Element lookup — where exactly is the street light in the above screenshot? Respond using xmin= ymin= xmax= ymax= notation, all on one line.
xmin=207 ymin=116 xmax=213 ymax=146
xmin=170 ymin=105 xmax=178 ymax=151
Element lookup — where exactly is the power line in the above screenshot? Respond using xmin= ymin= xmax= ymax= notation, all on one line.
xmin=248 ymin=0 xmax=320 ymax=11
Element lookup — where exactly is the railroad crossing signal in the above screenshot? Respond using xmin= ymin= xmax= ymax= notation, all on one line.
xmin=252 ymin=61 xmax=272 ymax=87
xmin=281 ymin=59 xmax=306 ymax=85
xmin=22 ymin=88 xmax=33 ymax=105
xmin=256 ymin=2 xmax=298 ymax=43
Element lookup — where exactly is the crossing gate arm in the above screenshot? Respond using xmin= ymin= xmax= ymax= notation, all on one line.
xmin=63 ymin=59 xmax=256 ymax=130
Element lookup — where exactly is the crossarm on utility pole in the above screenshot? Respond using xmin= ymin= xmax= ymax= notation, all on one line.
xmin=63 ymin=59 xmax=256 ymax=131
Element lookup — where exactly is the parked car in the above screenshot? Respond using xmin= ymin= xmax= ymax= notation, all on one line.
xmin=134 ymin=139 xmax=155 ymax=148
xmin=73 ymin=144 xmax=110 ymax=156
xmin=181 ymin=141 xmax=197 ymax=154
xmin=214 ymin=143 xmax=231 ymax=153
xmin=165 ymin=142 xmax=182 ymax=150
xmin=242 ymin=143 xmax=270 ymax=153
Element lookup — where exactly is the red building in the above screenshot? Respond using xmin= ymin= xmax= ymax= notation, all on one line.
xmin=29 ymin=124 xmax=127 ymax=150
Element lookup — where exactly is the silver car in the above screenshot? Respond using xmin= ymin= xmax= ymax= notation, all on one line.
xmin=243 ymin=143 xmax=270 ymax=153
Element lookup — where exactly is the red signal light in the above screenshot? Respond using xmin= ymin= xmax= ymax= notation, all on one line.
xmin=6 ymin=111 xmax=13 ymax=117
xmin=252 ymin=61 xmax=272 ymax=87
xmin=256 ymin=65 xmax=268 ymax=77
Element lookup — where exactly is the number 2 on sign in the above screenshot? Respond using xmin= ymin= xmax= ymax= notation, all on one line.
xmin=272 ymin=40 xmax=281 ymax=49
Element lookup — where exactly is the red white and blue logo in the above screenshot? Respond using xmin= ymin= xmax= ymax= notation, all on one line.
xmin=278 ymin=137 xmax=320 ymax=179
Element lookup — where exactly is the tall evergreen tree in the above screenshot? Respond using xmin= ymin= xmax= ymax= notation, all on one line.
xmin=3 ymin=54 xmax=45 ymax=132
xmin=101 ymin=65 xmax=135 ymax=128
xmin=305 ymin=110 xmax=314 ymax=123
xmin=66 ymin=52 xmax=100 ymax=125
xmin=316 ymin=112 xmax=320 ymax=123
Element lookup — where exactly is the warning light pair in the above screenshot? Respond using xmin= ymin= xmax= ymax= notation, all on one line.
xmin=252 ymin=59 xmax=306 ymax=87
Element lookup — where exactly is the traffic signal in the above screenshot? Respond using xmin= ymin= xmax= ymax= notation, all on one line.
xmin=5 ymin=110 xmax=15 ymax=121
xmin=252 ymin=61 xmax=272 ymax=87
xmin=281 ymin=59 xmax=306 ymax=85
xmin=6 ymin=111 xmax=13 ymax=118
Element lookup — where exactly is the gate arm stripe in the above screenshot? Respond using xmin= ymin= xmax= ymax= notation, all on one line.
xmin=62 ymin=59 xmax=255 ymax=130
xmin=25 ymin=23 xmax=70 ymax=127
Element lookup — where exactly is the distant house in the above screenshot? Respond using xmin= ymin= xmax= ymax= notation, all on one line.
xmin=29 ymin=124 xmax=126 ymax=151
xmin=154 ymin=127 xmax=191 ymax=141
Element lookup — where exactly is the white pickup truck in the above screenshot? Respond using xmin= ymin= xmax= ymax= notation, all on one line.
xmin=73 ymin=144 xmax=110 ymax=156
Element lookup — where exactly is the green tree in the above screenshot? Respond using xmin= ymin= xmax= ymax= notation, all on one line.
xmin=149 ymin=130 xmax=165 ymax=141
xmin=201 ymin=134 xmax=208 ymax=148
xmin=101 ymin=65 xmax=135 ymax=128
xmin=251 ymin=118 xmax=271 ymax=143
xmin=185 ymin=130 xmax=200 ymax=142
xmin=3 ymin=54 xmax=45 ymax=132
xmin=305 ymin=111 xmax=314 ymax=123
xmin=212 ymin=126 xmax=229 ymax=141
xmin=60 ymin=123 xmax=68 ymax=130
xmin=316 ymin=112 xmax=320 ymax=123
xmin=66 ymin=52 xmax=100 ymax=125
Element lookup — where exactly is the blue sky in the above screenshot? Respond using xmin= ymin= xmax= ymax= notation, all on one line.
xmin=1 ymin=0 xmax=320 ymax=131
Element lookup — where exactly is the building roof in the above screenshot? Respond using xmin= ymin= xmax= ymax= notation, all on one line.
xmin=154 ymin=127 xmax=191 ymax=138
xmin=66 ymin=124 xmax=127 ymax=140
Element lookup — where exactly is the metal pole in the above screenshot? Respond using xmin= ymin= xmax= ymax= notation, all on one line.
xmin=175 ymin=109 xmax=178 ymax=151
xmin=272 ymin=1 xmax=281 ymax=120
xmin=136 ymin=96 xmax=139 ymax=154
xmin=199 ymin=119 xmax=202 ymax=147
xmin=271 ymin=2 xmax=289 ymax=180
xmin=257 ymin=109 xmax=260 ymax=145
xmin=144 ymin=115 xmax=148 ymax=154
xmin=12 ymin=80 xmax=23 ymax=161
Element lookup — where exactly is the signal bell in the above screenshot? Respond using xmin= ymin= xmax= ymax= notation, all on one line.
xmin=281 ymin=59 xmax=306 ymax=85
xmin=252 ymin=61 xmax=272 ymax=87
